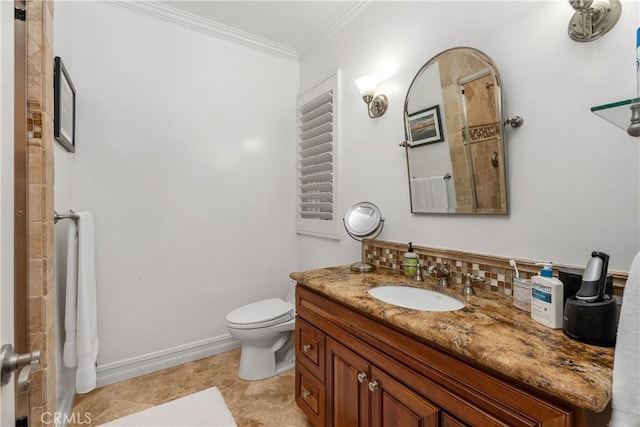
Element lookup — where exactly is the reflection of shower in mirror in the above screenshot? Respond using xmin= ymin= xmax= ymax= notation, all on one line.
xmin=403 ymin=47 xmax=523 ymax=215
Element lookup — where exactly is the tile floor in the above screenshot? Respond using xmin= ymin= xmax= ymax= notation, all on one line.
xmin=69 ymin=348 xmax=312 ymax=426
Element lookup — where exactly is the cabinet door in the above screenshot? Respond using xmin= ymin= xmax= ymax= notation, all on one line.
xmin=327 ymin=338 xmax=370 ymax=427
xmin=370 ymin=366 xmax=439 ymax=427
xmin=441 ymin=412 xmax=470 ymax=427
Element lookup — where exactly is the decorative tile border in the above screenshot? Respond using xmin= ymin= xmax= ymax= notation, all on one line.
xmin=466 ymin=122 xmax=500 ymax=144
xmin=364 ymin=239 xmax=628 ymax=296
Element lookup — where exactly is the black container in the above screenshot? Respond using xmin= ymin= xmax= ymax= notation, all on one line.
xmin=563 ymin=297 xmax=618 ymax=347
xmin=559 ymin=268 xmax=583 ymax=306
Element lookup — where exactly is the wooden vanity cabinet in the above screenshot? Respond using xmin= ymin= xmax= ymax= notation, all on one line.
xmin=295 ymin=285 xmax=575 ymax=427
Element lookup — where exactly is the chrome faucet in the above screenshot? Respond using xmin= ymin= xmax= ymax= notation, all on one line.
xmin=463 ymin=273 xmax=485 ymax=296
xmin=428 ymin=262 xmax=450 ymax=288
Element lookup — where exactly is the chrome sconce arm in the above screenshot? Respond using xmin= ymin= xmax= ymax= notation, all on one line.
xmin=567 ymin=0 xmax=621 ymax=42
xmin=361 ymin=93 xmax=388 ymax=119
xmin=355 ymin=76 xmax=388 ymax=119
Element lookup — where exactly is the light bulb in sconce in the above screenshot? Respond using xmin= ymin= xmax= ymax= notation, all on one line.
xmin=567 ymin=0 xmax=621 ymax=42
xmin=355 ymin=75 xmax=388 ymax=119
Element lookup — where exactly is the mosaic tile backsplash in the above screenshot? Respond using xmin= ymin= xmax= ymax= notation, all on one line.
xmin=364 ymin=240 xmax=627 ymax=296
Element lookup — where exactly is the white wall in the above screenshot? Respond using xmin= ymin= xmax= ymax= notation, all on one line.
xmin=298 ymin=1 xmax=640 ymax=273
xmin=56 ymin=2 xmax=299 ymax=369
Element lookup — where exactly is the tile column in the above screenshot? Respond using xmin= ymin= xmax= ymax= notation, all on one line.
xmin=26 ymin=0 xmax=57 ymax=425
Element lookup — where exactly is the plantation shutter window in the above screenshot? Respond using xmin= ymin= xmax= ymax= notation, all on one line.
xmin=296 ymin=72 xmax=340 ymax=239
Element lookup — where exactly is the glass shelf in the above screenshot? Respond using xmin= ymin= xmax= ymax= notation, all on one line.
xmin=591 ymin=97 xmax=640 ymax=136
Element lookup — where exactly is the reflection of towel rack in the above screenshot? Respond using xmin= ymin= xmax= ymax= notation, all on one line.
xmin=54 ymin=210 xmax=79 ymax=223
xmin=413 ymin=173 xmax=452 ymax=180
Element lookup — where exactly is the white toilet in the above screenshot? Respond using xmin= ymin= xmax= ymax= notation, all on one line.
xmin=226 ymin=284 xmax=296 ymax=380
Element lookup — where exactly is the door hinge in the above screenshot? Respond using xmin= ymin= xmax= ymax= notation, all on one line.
xmin=14 ymin=8 xmax=26 ymax=21
xmin=15 ymin=416 xmax=28 ymax=427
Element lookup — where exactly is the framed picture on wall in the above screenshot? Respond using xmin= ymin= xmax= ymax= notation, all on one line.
xmin=54 ymin=56 xmax=76 ymax=153
xmin=407 ymin=105 xmax=444 ymax=147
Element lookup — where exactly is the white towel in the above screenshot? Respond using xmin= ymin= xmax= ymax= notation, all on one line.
xmin=62 ymin=211 xmax=99 ymax=394
xmin=610 ymin=252 xmax=640 ymax=426
xmin=411 ymin=176 xmax=449 ymax=213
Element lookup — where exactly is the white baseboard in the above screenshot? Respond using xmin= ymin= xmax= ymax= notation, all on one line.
xmin=96 ymin=334 xmax=240 ymax=388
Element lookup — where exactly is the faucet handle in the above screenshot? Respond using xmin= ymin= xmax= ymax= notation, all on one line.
xmin=462 ymin=273 xmax=484 ymax=296
xmin=441 ymin=261 xmax=449 ymax=275
xmin=466 ymin=273 xmax=485 ymax=283
xmin=414 ymin=261 xmax=424 ymax=282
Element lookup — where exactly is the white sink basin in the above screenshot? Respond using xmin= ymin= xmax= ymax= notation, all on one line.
xmin=368 ymin=285 xmax=465 ymax=312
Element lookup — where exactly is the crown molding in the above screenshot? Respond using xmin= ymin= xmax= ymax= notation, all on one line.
xmin=107 ymin=0 xmax=299 ymax=61
xmin=297 ymin=1 xmax=371 ymax=58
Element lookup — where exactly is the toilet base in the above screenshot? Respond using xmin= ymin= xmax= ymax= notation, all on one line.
xmin=238 ymin=332 xmax=295 ymax=380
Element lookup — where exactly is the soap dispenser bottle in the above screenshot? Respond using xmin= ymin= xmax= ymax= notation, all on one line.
xmin=530 ymin=262 xmax=564 ymax=329
xmin=403 ymin=242 xmax=419 ymax=277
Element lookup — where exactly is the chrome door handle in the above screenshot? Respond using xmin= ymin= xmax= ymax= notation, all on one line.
xmin=302 ymin=344 xmax=312 ymax=353
xmin=16 ymin=365 xmax=33 ymax=393
xmin=1 ymin=344 xmax=41 ymax=386
xmin=368 ymin=381 xmax=379 ymax=392
xmin=357 ymin=372 xmax=368 ymax=383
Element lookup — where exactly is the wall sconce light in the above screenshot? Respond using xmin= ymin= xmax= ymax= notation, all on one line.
xmin=355 ymin=76 xmax=388 ymax=119
xmin=567 ymin=0 xmax=621 ymax=42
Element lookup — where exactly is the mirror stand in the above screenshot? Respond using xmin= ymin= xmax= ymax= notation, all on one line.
xmin=351 ymin=240 xmax=377 ymax=273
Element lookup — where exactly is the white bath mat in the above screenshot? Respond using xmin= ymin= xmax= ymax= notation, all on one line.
xmin=100 ymin=387 xmax=237 ymax=426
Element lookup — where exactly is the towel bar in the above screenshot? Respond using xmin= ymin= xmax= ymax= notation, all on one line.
xmin=412 ymin=173 xmax=452 ymax=180
xmin=54 ymin=210 xmax=78 ymax=223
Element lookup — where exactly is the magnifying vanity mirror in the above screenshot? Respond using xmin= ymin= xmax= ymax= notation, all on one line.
xmin=343 ymin=202 xmax=384 ymax=272
xmin=402 ymin=47 xmax=521 ymax=215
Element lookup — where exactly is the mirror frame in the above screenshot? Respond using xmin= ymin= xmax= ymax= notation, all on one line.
xmin=343 ymin=201 xmax=384 ymax=239
xmin=403 ymin=46 xmax=509 ymax=215
xmin=343 ymin=202 xmax=384 ymax=272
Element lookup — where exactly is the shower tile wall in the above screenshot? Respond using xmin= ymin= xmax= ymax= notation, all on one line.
xmin=438 ymin=50 xmax=505 ymax=214
xmin=26 ymin=0 xmax=57 ymax=424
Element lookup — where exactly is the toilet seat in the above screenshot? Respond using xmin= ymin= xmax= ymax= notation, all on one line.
xmin=226 ymin=298 xmax=294 ymax=330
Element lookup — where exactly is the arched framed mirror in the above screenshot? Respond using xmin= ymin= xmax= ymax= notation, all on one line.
xmin=403 ymin=47 xmax=517 ymax=215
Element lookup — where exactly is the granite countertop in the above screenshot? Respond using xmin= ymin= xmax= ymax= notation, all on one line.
xmin=290 ymin=266 xmax=614 ymax=413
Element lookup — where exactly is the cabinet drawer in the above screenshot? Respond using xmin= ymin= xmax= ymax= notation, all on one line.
xmin=296 ymin=317 xmax=325 ymax=379
xmin=296 ymin=363 xmax=325 ymax=427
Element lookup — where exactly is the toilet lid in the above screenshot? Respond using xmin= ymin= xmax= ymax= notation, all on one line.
xmin=226 ymin=298 xmax=294 ymax=327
